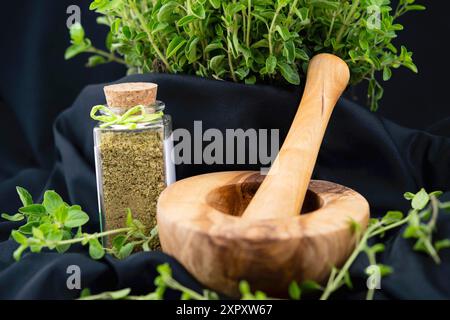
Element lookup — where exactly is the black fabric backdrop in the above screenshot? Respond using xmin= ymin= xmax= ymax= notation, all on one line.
xmin=0 ymin=73 xmax=449 ymax=300
xmin=0 ymin=1 xmax=449 ymax=300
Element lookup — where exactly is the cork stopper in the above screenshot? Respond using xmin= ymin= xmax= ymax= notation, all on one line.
xmin=104 ymin=82 xmax=158 ymax=109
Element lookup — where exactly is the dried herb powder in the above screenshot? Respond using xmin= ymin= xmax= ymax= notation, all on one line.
xmin=98 ymin=128 xmax=165 ymax=248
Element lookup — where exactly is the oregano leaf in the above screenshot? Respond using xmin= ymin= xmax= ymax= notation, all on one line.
xmin=16 ymin=187 xmax=33 ymax=206
xmin=89 ymin=238 xmax=105 ymax=260
xmin=1 ymin=213 xmax=25 ymax=222
xmin=43 ymin=191 xmax=65 ymax=214
xmin=412 ymin=188 xmax=430 ymax=210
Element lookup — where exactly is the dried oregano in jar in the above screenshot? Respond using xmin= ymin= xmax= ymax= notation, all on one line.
xmin=93 ymin=82 xmax=175 ymax=249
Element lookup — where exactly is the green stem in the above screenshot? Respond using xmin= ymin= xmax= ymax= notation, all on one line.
xmin=370 ymin=216 xmax=410 ymax=237
xmin=242 ymin=9 xmax=246 ymax=44
xmin=140 ymin=0 xmax=148 ymax=13
xmin=199 ymin=22 xmax=208 ymax=61
xmin=48 ymin=227 xmax=131 ymax=247
xmin=286 ymin=0 xmax=298 ymax=27
xmin=394 ymin=2 xmax=408 ymax=19
xmin=129 ymin=0 xmax=172 ymax=72
xmin=246 ymin=0 xmax=252 ymax=46
xmin=186 ymin=0 xmax=193 ymax=13
xmin=320 ymin=223 xmax=376 ymax=300
xmin=163 ymin=277 xmax=207 ymax=300
xmin=326 ymin=11 xmax=337 ymax=43
xmin=424 ymin=238 xmax=440 ymax=264
xmin=429 ymin=196 xmax=439 ymax=232
xmin=365 ymin=250 xmax=376 ymax=300
xmin=226 ymin=29 xmax=237 ymax=82
xmin=424 ymin=196 xmax=441 ymax=264
xmin=87 ymin=48 xmax=126 ymax=65
xmin=126 ymin=292 xmax=160 ymax=300
xmin=268 ymin=5 xmax=282 ymax=55
xmin=336 ymin=0 xmax=360 ymax=45
xmin=323 ymin=267 xmax=338 ymax=297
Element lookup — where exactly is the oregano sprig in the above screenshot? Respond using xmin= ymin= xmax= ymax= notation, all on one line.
xmin=403 ymin=189 xmax=450 ymax=264
xmin=1 ymin=187 xmax=157 ymax=261
xmin=316 ymin=188 xmax=449 ymax=300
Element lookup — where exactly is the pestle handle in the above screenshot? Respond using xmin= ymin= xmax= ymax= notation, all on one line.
xmin=242 ymin=54 xmax=350 ymax=220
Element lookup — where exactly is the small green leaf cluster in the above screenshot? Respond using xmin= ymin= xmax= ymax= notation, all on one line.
xmin=66 ymin=0 xmax=424 ymax=111
xmin=155 ymin=263 xmax=220 ymax=300
xmin=2 ymin=187 xmax=157 ymax=261
xmin=66 ymin=20 xmax=125 ymax=66
xmin=108 ymin=209 xmax=159 ymax=257
xmin=403 ymin=189 xmax=450 ymax=264
xmin=2 ymin=187 xmax=90 ymax=261
xmin=239 ymin=281 xmax=267 ymax=300
xmin=288 ymin=279 xmax=322 ymax=300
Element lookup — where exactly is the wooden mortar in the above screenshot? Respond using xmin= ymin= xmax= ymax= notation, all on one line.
xmin=157 ymin=54 xmax=370 ymax=297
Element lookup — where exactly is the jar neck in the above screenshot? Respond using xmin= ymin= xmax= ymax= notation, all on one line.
xmin=107 ymin=100 xmax=165 ymax=116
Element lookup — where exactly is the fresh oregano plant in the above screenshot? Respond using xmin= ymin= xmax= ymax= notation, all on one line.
xmin=76 ymin=188 xmax=450 ymax=300
xmin=402 ymin=189 xmax=450 ymax=264
xmin=66 ymin=0 xmax=424 ymax=111
xmin=1 ymin=187 xmax=157 ymax=261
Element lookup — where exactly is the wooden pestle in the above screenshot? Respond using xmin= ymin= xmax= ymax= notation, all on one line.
xmin=242 ymin=54 xmax=350 ymax=220
xmin=157 ymin=54 xmax=369 ymax=296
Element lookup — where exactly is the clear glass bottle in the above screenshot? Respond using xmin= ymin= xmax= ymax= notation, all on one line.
xmin=93 ymin=83 xmax=175 ymax=249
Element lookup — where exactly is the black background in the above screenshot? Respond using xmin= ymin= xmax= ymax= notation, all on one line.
xmin=0 ymin=0 xmax=449 ymax=300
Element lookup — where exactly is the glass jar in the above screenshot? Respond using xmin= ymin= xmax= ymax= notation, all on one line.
xmin=93 ymin=101 xmax=175 ymax=248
